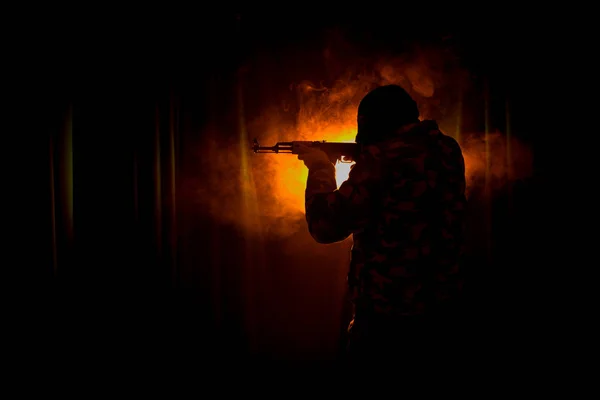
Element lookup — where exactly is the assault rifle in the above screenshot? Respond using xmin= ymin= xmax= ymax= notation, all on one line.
xmin=251 ymin=139 xmax=360 ymax=164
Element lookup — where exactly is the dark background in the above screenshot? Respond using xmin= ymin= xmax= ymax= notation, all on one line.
xmin=14 ymin=11 xmax=568 ymax=370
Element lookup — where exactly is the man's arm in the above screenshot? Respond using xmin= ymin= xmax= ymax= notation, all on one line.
xmin=304 ymin=147 xmax=383 ymax=244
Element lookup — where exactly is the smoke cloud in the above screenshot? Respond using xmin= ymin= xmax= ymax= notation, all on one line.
xmin=194 ymin=43 xmax=532 ymax=239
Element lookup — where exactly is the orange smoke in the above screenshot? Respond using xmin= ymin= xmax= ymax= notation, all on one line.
xmin=261 ymin=137 xmax=357 ymax=215
xmin=197 ymin=55 xmax=532 ymax=238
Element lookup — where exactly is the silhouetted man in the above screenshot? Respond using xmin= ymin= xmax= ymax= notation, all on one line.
xmin=296 ymin=84 xmax=467 ymax=366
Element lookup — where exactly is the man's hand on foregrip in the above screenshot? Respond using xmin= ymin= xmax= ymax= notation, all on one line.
xmin=296 ymin=144 xmax=333 ymax=170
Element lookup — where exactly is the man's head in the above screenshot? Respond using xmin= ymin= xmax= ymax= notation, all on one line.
xmin=355 ymin=84 xmax=419 ymax=144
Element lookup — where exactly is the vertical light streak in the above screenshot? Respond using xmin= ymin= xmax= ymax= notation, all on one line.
xmin=506 ymin=94 xmax=513 ymax=213
xmin=484 ymin=80 xmax=492 ymax=263
xmin=61 ymin=105 xmax=74 ymax=243
xmin=49 ymin=132 xmax=58 ymax=276
xmin=236 ymin=76 xmax=266 ymax=353
xmin=455 ymin=83 xmax=463 ymax=144
xmin=169 ymin=93 xmax=178 ymax=286
xmin=154 ymin=104 xmax=163 ymax=258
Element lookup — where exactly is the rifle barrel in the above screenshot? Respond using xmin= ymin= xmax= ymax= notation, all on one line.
xmin=252 ymin=140 xmax=293 ymax=153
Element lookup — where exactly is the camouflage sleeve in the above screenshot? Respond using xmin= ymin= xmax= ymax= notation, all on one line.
xmin=305 ymin=147 xmax=382 ymax=244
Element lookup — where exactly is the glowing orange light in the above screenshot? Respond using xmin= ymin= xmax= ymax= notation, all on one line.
xmin=269 ymin=127 xmax=357 ymax=214
xmin=334 ymin=160 xmax=354 ymax=187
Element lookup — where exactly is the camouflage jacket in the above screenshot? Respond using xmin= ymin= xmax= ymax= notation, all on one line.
xmin=305 ymin=120 xmax=467 ymax=317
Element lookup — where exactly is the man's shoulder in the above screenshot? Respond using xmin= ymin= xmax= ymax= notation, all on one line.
xmin=437 ymin=131 xmax=461 ymax=151
xmin=414 ymin=120 xmax=462 ymax=154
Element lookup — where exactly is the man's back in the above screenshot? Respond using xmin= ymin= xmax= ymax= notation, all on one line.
xmin=304 ymin=119 xmax=467 ymax=319
xmin=348 ymin=120 xmax=467 ymax=318
xmin=300 ymin=85 xmax=468 ymax=362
